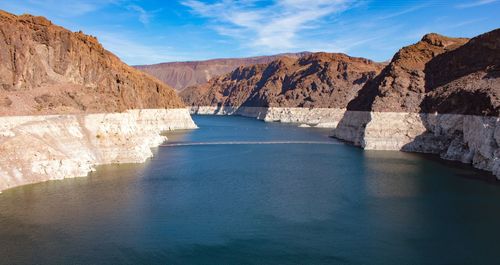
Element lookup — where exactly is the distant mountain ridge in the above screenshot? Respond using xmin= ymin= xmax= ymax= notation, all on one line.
xmin=181 ymin=29 xmax=499 ymax=116
xmin=180 ymin=52 xmax=385 ymax=108
xmin=134 ymin=52 xmax=312 ymax=91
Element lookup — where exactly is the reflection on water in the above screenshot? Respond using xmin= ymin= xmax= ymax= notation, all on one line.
xmin=1 ymin=115 xmax=500 ymax=265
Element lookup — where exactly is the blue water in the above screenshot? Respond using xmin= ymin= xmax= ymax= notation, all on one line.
xmin=1 ymin=115 xmax=500 ymax=265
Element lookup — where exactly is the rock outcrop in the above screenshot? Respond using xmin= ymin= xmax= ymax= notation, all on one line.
xmin=181 ymin=53 xmax=384 ymax=125
xmin=191 ymin=106 xmax=347 ymax=128
xmin=335 ymin=29 xmax=500 ymax=177
xmin=181 ymin=53 xmax=384 ymax=108
xmin=181 ymin=28 xmax=499 ymax=178
xmin=0 ymin=109 xmax=196 ymax=191
xmin=0 ymin=10 xmax=184 ymax=116
xmin=135 ymin=52 xmax=311 ymax=91
xmin=0 ymin=10 xmax=197 ymax=191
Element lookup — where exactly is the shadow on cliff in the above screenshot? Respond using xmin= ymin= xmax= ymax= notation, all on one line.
xmin=401 ymin=33 xmax=499 ymax=157
xmin=404 ymin=28 xmax=500 ymax=152
xmin=332 ymin=67 xmax=389 ymax=145
xmin=424 ymin=29 xmax=500 ymax=92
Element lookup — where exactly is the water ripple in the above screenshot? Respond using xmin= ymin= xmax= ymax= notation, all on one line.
xmin=160 ymin=140 xmax=342 ymax=147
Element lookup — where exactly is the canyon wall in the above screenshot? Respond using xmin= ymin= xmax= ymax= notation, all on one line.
xmin=0 ymin=11 xmax=197 ymax=191
xmin=334 ymin=112 xmax=500 ymax=177
xmin=190 ymin=106 xmax=346 ymax=128
xmin=135 ymin=52 xmax=311 ymax=91
xmin=182 ymin=52 xmax=383 ymax=128
xmin=0 ymin=109 xmax=196 ymax=192
xmin=334 ymin=29 xmax=499 ymax=177
xmin=0 ymin=10 xmax=184 ymax=115
xmin=185 ymin=29 xmax=499 ymax=178
xmin=180 ymin=53 xmax=384 ymax=108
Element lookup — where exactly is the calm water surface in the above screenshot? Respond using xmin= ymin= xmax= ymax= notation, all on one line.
xmin=1 ymin=115 xmax=500 ymax=265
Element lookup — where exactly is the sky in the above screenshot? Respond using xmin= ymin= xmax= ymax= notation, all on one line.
xmin=0 ymin=0 xmax=499 ymax=65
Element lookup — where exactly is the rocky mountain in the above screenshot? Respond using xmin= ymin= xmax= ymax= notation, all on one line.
xmin=0 ymin=10 xmax=196 ymax=192
xmin=347 ymin=30 xmax=499 ymax=115
xmin=179 ymin=29 xmax=499 ymax=178
xmin=180 ymin=52 xmax=384 ymax=108
xmin=0 ymin=10 xmax=184 ymax=116
xmin=134 ymin=52 xmax=311 ymax=91
xmin=333 ymin=29 xmax=500 ymax=178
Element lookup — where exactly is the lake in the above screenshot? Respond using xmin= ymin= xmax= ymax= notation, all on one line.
xmin=1 ymin=115 xmax=500 ymax=265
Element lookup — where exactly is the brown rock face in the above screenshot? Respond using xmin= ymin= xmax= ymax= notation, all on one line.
xmin=0 ymin=10 xmax=184 ymax=116
xmin=180 ymin=53 xmax=384 ymax=108
xmin=348 ymin=29 xmax=499 ymax=116
xmin=135 ymin=52 xmax=311 ymax=91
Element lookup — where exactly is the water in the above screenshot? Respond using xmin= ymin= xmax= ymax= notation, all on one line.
xmin=1 ymin=115 xmax=500 ymax=265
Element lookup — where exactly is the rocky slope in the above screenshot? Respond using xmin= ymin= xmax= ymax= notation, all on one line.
xmin=135 ymin=52 xmax=311 ymax=91
xmin=181 ymin=28 xmax=499 ymax=178
xmin=181 ymin=52 xmax=383 ymax=127
xmin=0 ymin=10 xmax=196 ymax=191
xmin=0 ymin=109 xmax=196 ymax=192
xmin=181 ymin=53 xmax=384 ymax=108
xmin=0 ymin=10 xmax=184 ymax=116
xmin=335 ymin=29 xmax=499 ymax=177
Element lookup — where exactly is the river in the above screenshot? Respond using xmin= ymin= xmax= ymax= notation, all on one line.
xmin=1 ymin=115 xmax=499 ymax=264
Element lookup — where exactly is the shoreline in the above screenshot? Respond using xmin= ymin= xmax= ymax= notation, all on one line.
xmin=189 ymin=106 xmax=500 ymax=179
xmin=0 ymin=108 xmax=197 ymax=192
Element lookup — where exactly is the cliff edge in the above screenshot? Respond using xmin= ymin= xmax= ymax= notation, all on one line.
xmin=0 ymin=10 xmax=196 ymax=192
xmin=335 ymin=29 xmax=500 ymax=177
xmin=0 ymin=10 xmax=184 ymax=116
xmin=180 ymin=52 xmax=384 ymax=109
xmin=135 ymin=52 xmax=311 ymax=91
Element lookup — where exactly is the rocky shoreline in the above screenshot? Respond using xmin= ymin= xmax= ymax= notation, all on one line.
xmin=190 ymin=106 xmax=500 ymax=178
xmin=335 ymin=111 xmax=499 ymax=177
xmin=0 ymin=109 xmax=197 ymax=192
xmin=190 ymin=106 xmax=347 ymax=128
xmin=0 ymin=11 xmax=199 ymax=192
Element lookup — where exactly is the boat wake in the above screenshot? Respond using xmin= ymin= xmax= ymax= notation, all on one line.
xmin=160 ymin=140 xmax=342 ymax=147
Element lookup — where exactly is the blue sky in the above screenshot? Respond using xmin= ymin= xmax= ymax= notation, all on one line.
xmin=1 ymin=0 xmax=499 ymax=65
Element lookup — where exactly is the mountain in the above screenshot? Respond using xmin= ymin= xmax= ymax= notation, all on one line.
xmin=346 ymin=30 xmax=499 ymax=115
xmin=178 ymin=28 xmax=500 ymax=178
xmin=180 ymin=52 xmax=384 ymax=108
xmin=134 ymin=52 xmax=311 ymax=91
xmin=0 ymin=10 xmax=184 ymax=116
xmin=334 ymin=29 xmax=499 ymax=177
xmin=0 ymin=10 xmax=195 ymax=192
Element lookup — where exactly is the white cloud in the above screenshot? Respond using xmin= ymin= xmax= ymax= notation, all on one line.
xmin=127 ymin=4 xmax=154 ymax=26
xmin=377 ymin=4 xmax=427 ymax=20
xmin=182 ymin=0 xmax=354 ymax=51
xmin=456 ymin=0 xmax=498 ymax=8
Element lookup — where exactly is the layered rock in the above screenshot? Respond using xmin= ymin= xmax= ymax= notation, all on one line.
xmin=0 ymin=109 xmax=196 ymax=191
xmin=181 ymin=28 xmax=500 ymax=178
xmin=135 ymin=52 xmax=311 ymax=91
xmin=0 ymin=10 xmax=184 ymax=115
xmin=181 ymin=52 xmax=384 ymax=126
xmin=334 ymin=29 xmax=500 ymax=177
xmin=190 ymin=106 xmax=347 ymax=128
xmin=0 ymin=10 xmax=197 ymax=191
xmin=181 ymin=53 xmax=383 ymax=108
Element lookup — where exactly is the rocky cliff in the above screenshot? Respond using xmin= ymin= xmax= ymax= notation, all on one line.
xmin=0 ymin=109 xmax=196 ymax=191
xmin=0 ymin=10 xmax=196 ymax=191
xmin=0 ymin=10 xmax=184 ymax=116
xmin=181 ymin=52 xmax=383 ymax=127
xmin=135 ymin=52 xmax=311 ymax=91
xmin=335 ymin=29 xmax=500 ymax=177
xmin=181 ymin=28 xmax=499 ymax=178
xmin=181 ymin=53 xmax=384 ymax=108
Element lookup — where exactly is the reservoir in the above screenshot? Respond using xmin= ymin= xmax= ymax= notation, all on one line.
xmin=1 ymin=115 xmax=499 ymax=264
